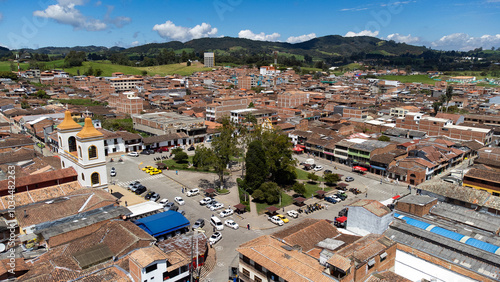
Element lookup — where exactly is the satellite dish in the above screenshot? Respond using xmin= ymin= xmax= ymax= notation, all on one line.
xmin=0 ymin=244 xmax=6 ymax=252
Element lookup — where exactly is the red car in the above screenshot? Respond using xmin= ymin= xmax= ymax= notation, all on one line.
xmin=155 ymin=147 xmax=169 ymax=152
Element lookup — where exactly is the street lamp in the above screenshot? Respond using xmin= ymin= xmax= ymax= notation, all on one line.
xmin=190 ymin=228 xmax=205 ymax=281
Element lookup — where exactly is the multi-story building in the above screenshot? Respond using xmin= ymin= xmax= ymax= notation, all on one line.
xmin=108 ymin=91 xmax=144 ymax=114
xmin=237 ymin=219 xmax=398 ymax=282
xmin=229 ymin=108 xmax=277 ymax=125
xmin=132 ymin=112 xmax=207 ymax=143
xmin=205 ymin=97 xmax=248 ymax=121
xmin=237 ymin=75 xmax=257 ymax=90
xmin=343 ymin=107 xmax=368 ymax=119
xmin=204 ymin=52 xmax=214 ymax=68
xmin=276 ymin=91 xmax=309 ymax=108
xmin=109 ymin=76 xmax=143 ymax=92
xmin=463 ymin=166 xmax=500 ymax=196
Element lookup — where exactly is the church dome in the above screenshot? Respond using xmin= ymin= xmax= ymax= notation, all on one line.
xmin=76 ymin=117 xmax=103 ymax=139
xmin=57 ymin=110 xmax=82 ymax=130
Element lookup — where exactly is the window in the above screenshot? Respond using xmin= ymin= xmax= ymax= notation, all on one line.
xmin=78 ymin=146 xmax=82 ymax=157
xmin=255 ymin=276 xmax=263 ymax=282
xmin=367 ymin=258 xmax=376 ymax=269
xmin=242 ymin=268 xmax=250 ymax=277
xmin=88 ymin=145 xmax=97 ymax=159
xmin=59 ymin=137 xmax=62 ymax=147
xmin=81 ymin=173 xmax=85 ymax=181
xmin=62 ymin=161 xmax=65 ymax=168
xmin=68 ymin=136 xmax=77 ymax=152
xmin=145 ymin=264 xmax=157 ymax=273
xmin=380 ymin=252 xmax=387 ymax=262
xmin=91 ymin=172 xmax=100 ymax=185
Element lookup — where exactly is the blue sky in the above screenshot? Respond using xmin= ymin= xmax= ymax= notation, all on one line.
xmin=0 ymin=0 xmax=499 ymax=51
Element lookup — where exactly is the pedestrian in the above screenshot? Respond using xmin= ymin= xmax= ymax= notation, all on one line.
xmin=247 ymin=223 xmax=250 ymax=230
xmin=365 ymin=192 xmax=368 ymax=198
xmin=380 ymin=178 xmax=383 ymax=184
xmin=176 ymin=170 xmax=178 ymax=175
xmin=325 ymin=204 xmax=328 ymax=210
xmin=110 ymin=189 xmax=113 ymax=193
xmin=213 ymin=226 xmax=215 ymax=232
xmin=282 ymin=207 xmax=285 ymax=212
xmin=228 ymin=205 xmax=231 ymax=209
xmin=182 ymin=187 xmax=184 ymax=193
xmin=125 ymin=201 xmax=128 ymax=206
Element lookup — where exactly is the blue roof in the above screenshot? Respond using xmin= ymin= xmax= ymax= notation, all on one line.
xmin=134 ymin=210 xmax=190 ymax=237
xmin=395 ymin=213 xmax=500 ymax=255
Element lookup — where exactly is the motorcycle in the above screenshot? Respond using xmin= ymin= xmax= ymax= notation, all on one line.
xmin=118 ymin=158 xmax=123 ymax=162
xmin=110 ymin=158 xmax=114 ymax=162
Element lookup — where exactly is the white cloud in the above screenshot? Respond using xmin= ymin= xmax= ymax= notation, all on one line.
xmin=345 ymin=30 xmax=379 ymax=37
xmin=131 ymin=41 xmax=139 ymax=47
xmin=431 ymin=33 xmax=500 ymax=51
xmin=340 ymin=7 xmax=368 ymax=11
xmin=153 ymin=21 xmax=218 ymax=42
xmin=386 ymin=33 xmax=422 ymax=44
xmin=33 ymin=0 xmax=130 ymax=31
xmin=286 ymin=33 xmax=316 ymax=43
xmin=238 ymin=30 xmax=281 ymax=41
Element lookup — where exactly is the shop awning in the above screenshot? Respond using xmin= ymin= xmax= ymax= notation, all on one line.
xmin=336 ymin=216 xmax=347 ymax=223
xmin=293 ymin=146 xmax=304 ymax=152
xmin=353 ymin=166 xmax=368 ymax=171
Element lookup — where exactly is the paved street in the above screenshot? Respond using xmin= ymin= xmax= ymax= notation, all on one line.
xmin=106 ymin=149 xmax=409 ymax=282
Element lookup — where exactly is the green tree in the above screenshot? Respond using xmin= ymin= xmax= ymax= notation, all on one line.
xmin=21 ymin=101 xmax=30 ymax=109
xmin=324 ymin=173 xmax=340 ymax=185
xmin=245 ymin=140 xmax=268 ymax=193
xmin=84 ymin=66 xmax=94 ymax=76
xmin=432 ymin=101 xmax=442 ymax=115
xmin=94 ymin=68 xmax=103 ymax=76
xmin=193 ymin=145 xmax=215 ymax=170
xmin=261 ymin=131 xmax=297 ymax=186
xmin=252 ymin=182 xmax=280 ymax=204
xmin=211 ymin=117 xmax=239 ymax=187
xmin=378 ymin=135 xmax=391 ymax=142
xmin=307 ymin=172 xmax=319 ymax=183
xmin=173 ymin=151 xmax=188 ymax=163
xmin=292 ymin=182 xmax=306 ymax=195
xmin=141 ymin=70 xmax=148 ymax=76
xmin=36 ymin=90 xmax=49 ymax=99
xmin=248 ymin=102 xmax=255 ymax=108
xmin=187 ymin=61 xmax=191 ymax=66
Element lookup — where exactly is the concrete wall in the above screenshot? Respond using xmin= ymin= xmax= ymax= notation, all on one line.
xmin=347 ymin=206 xmax=394 ymax=235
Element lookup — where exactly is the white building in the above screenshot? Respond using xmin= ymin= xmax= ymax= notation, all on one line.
xmin=346 ymin=199 xmax=393 ymax=236
xmin=259 ymin=66 xmax=280 ymax=76
xmin=128 ymin=246 xmax=190 ymax=282
xmin=204 ymin=52 xmax=214 ymax=68
xmin=57 ymin=111 xmax=108 ymax=190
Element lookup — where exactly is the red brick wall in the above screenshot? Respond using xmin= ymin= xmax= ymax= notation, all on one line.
xmin=396 ymin=199 xmax=437 ymax=217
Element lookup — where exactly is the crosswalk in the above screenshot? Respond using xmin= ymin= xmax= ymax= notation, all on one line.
xmin=115 ymin=174 xmax=166 ymax=187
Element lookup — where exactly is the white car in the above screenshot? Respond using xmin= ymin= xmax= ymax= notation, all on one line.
xmin=199 ymin=197 xmax=213 ymax=205
xmin=210 ymin=203 xmax=224 ymax=211
xmin=224 ymin=219 xmax=239 ymax=230
xmin=127 ymin=152 xmax=139 ymax=157
xmin=186 ymin=188 xmax=200 ymax=197
xmin=209 ymin=232 xmax=222 ymax=245
xmin=174 ymin=197 xmax=185 ymax=206
xmin=314 ymin=165 xmax=323 ymax=171
xmin=345 ymin=176 xmax=354 ymax=182
xmin=219 ymin=209 xmax=234 ymax=218
xmin=287 ymin=210 xmax=299 ymax=218
xmin=159 ymin=198 xmax=169 ymax=206
xmin=269 ymin=215 xmax=284 ymax=226
xmin=110 ymin=170 xmax=116 ymax=177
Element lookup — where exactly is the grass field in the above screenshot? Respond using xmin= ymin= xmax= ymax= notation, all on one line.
xmin=256 ymin=192 xmax=293 ymax=214
xmin=295 ymin=168 xmax=324 ymax=182
xmin=378 ymin=74 xmax=437 ymax=84
xmin=0 ymin=61 xmax=29 ymax=72
xmin=137 ymin=62 xmax=212 ymax=76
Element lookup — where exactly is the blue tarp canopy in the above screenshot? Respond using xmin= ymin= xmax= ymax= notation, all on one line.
xmin=134 ymin=210 xmax=190 ymax=237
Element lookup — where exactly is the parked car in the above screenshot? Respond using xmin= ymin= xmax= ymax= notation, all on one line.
xmin=127 ymin=181 xmax=140 ymax=190
xmin=135 ymin=185 xmax=147 ymax=195
xmin=219 ymin=209 xmax=234 ymax=218
xmin=178 ymin=210 xmax=186 ymax=216
xmin=144 ymin=191 xmax=155 ymax=200
xmin=199 ymin=197 xmax=213 ymax=205
xmin=224 ymin=219 xmax=239 ymax=230
xmin=276 ymin=214 xmax=289 ymax=223
xmin=269 ymin=215 xmax=284 ymax=226
xmin=209 ymin=232 xmax=222 ymax=245
xmin=186 ymin=188 xmax=200 ymax=197
xmin=192 ymin=219 xmax=205 ymax=230
xmin=210 ymin=215 xmax=224 ymax=231
xmin=140 ymin=150 xmax=150 ymax=155
xmin=129 ymin=183 xmax=143 ymax=192
xmin=142 ymin=166 xmax=153 ymax=171
xmin=345 ymin=176 xmax=354 ymax=182
xmin=206 ymin=201 xmax=218 ymax=210
xmin=210 ymin=203 xmax=224 ymax=211
xmin=149 ymin=168 xmax=162 ymax=175
xmin=325 ymin=196 xmax=340 ymax=203
xmin=150 ymin=192 xmax=160 ymax=202
xmin=314 ymin=165 xmax=323 ymax=171
xmin=110 ymin=170 xmax=116 ymax=177
xmin=287 ymin=210 xmax=299 ymax=218
xmin=336 ymin=192 xmax=348 ymax=201
xmin=159 ymin=198 xmax=169 ymax=206
xmin=324 ymin=169 xmax=332 ymax=174
xmin=174 ymin=197 xmax=185 ymax=206
xmin=164 ymin=202 xmax=178 ymax=211
xmin=127 ymin=152 xmax=139 ymax=157
xmin=187 ymin=146 xmax=195 ymax=151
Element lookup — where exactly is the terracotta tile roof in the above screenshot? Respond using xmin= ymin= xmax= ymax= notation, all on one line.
xmin=76 ymin=265 xmax=130 ymax=282
xmin=163 ymin=249 xmax=190 ymax=272
xmin=272 ymin=219 xmax=339 ymax=252
xmin=0 ymin=147 xmax=35 ymax=164
xmin=16 ymin=188 xmax=118 ymax=228
xmin=237 ymin=235 xmax=332 ymax=282
xmin=465 ymin=167 xmax=500 ymax=183
xmin=0 ymin=167 xmax=77 ymax=190
xmin=326 ymin=254 xmax=351 ymax=271
xmin=0 ymin=136 xmax=34 ymax=149
xmin=156 ymin=232 xmax=207 ymax=259
xmin=365 ymin=271 xmax=412 ymax=282
xmin=129 ymin=245 xmax=169 ymax=268
xmin=336 ymin=234 xmax=395 ymax=266
xmin=349 ymin=200 xmax=392 ymax=217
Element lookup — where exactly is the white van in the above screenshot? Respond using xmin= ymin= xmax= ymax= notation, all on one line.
xmin=210 ymin=215 xmax=224 ymax=231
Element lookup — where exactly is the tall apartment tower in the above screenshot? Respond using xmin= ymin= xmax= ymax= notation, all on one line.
xmin=204 ymin=52 xmax=214 ymax=68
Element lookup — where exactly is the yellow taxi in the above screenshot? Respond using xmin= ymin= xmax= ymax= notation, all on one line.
xmin=149 ymin=168 xmax=162 ymax=175
xmin=142 ymin=166 xmax=153 ymax=171
xmin=276 ymin=214 xmax=289 ymax=223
